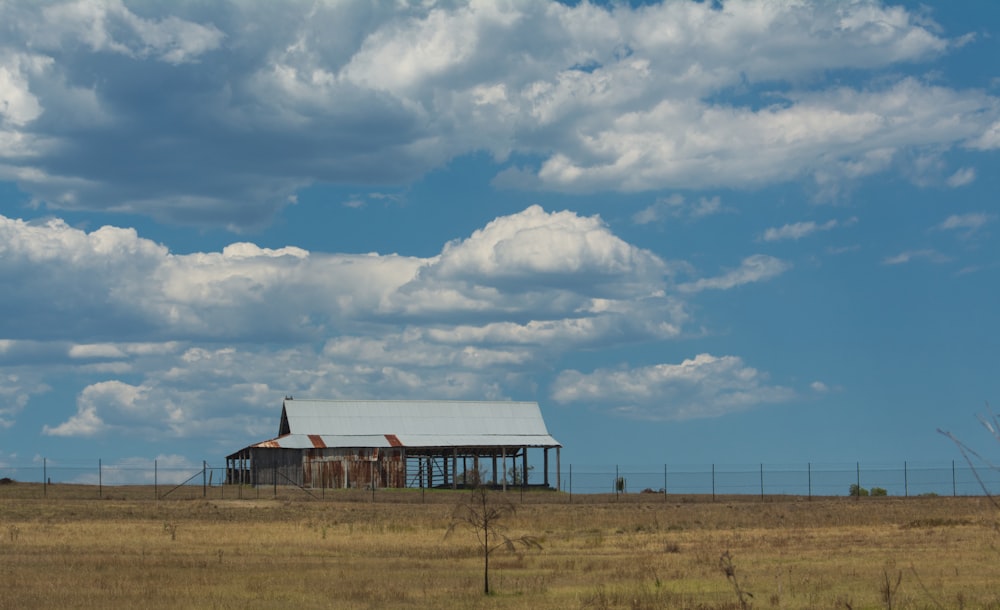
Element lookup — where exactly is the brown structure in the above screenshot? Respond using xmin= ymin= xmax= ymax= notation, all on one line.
xmin=226 ymin=398 xmax=562 ymax=490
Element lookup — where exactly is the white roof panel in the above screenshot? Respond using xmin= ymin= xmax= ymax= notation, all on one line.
xmin=248 ymin=433 xmax=560 ymax=450
xmin=279 ymin=399 xmax=557 ymax=441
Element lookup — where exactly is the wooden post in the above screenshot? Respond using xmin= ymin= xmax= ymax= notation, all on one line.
xmin=502 ymin=447 xmax=507 ymax=492
xmin=556 ymin=448 xmax=561 ymax=492
xmin=522 ymin=447 xmax=528 ymax=488
xmin=451 ymin=449 xmax=457 ymax=490
xmin=544 ymin=448 xmax=549 ymax=488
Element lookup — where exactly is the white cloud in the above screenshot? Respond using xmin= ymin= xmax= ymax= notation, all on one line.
xmin=550 ymin=353 xmax=796 ymax=420
xmin=882 ymin=249 xmax=952 ymax=265
xmin=763 ymin=220 xmax=833 ymax=242
xmin=0 ymin=372 xmax=49 ymax=429
xmin=61 ymin=454 xmax=202 ymax=486
xmin=7 ymin=207 xmax=709 ymax=436
xmin=968 ymin=120 xmax=1000 ymax=150
xmin=633 ymin=195 xmax=723 ymax=224
xmin=420 ymin=205 xmax=666 ymax=293
xmin=0 ymin=53 xmax=45 ymax=126
xmin=533 ymin=79 xmax=995 ymax=193
xmin=34 ymin=0 xmax=224 ymax=65
xmin=938 ymin=212 xmax=995 ymax=233
xmin=678 ymin=255 xmax=791 ymax=293
xmin=946 ymin=167 xmax=976 ymax=187
xmin=1 ymin=207 xmax=676 ymax=346
xmin=761 ymin=217 xmax=856 ymax=242
xmin=0 ymin=1 xmax=993 ymax=226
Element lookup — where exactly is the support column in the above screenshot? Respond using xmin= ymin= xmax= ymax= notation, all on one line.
xmin=502 ymin=447 xmax=507 ymax=492
xmin=451 ymin=448 xmax=457 ymax=490
xmin=492 ymin=453 xmax=497 ymax=486
xmin=556 ymin=448 xmax=561 ymax=492
xmin=544 ymin=448 xmax=549 ymax=488
xmin=522 ymin=447 xmax=528 ymax=488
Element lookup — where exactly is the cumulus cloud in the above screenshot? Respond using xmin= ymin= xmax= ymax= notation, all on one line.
xmin=1 ymin=207 xmax=675 ymax=345
xmin=550 ymin=353 xmax=796 ymax=420
xmin=413 ymin=205 xmax=667 ymax=299
xmin=9 ymin=206 xmax=744 ymax=436
xmin=0 ymin=1 xmax=994 ymax=227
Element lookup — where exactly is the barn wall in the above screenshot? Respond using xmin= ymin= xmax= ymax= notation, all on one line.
xmin=250 ymin=448 xmax=304 ymax=486
xmin=302 ymin=448 xmax=407 ymax=489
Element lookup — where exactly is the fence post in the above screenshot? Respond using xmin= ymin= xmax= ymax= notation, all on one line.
xmin=807 ymin=462 xmax=812 ymax=500
xmin=154 ymin=459 xmax=157 ymax=500
xmin=43 ymin=458 xmax=47 ymax=498
xmin=203 ymin=461 xmax=207 ymax=498
xmin=569 ymin=464 xmax=572 ymax=503
xmin=615 ymin=464 xmax=619 ymax=500
xmin=99 ymin=459 xmax=102 ymax=498
xmin=952 ymin=460 xmax=956 ymax=497
xmin=663 ymin=464 xmax=667 ymax=501
xmin=856 ymin=462 xmax=860 ymax=500
xmin=904 ymin=461 xmax=908 ymax=498
xmin=711 ymin=464 xmax=716 ymax=502
xmin=760 ymin=463 xmax=764 ymax=501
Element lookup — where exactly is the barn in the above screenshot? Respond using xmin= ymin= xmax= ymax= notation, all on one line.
xmin=226 ymin=398 xmax=562 ymax=490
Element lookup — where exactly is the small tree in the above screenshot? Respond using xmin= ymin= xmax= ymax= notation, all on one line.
xmin=446 ymin=486 xmax=541 ymax=594
xmin=939 ymin=404 xmax=1000 ymax=507
xmin=849 ymin=484 xmax=869 ymax=497
xmin=458 ymin=464 xmax=488 ymax=487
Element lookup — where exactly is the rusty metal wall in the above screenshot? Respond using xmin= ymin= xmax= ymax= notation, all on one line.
xmin=248 ymin=448 xmax=303 ymax=486
xmin=302 ymin=448 xmax=406 ymax=489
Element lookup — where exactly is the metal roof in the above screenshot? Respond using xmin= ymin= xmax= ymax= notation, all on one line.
xmin=280 ymin=399 xmax=557 ymax=439
xmin=230 ymin=399 xmax=562 ymax=453
xmin=245 ymin=432 xmax=561 ymax=450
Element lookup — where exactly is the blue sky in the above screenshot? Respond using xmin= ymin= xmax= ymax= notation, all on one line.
xmin=1 ymin=0 xmax=999 ymax=481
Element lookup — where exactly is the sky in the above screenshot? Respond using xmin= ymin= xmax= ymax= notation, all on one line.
xmin=1 ymin=0 xmax=999 ymax=483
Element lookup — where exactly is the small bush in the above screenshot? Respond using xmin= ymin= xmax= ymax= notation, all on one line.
xmin=870 ymin=487 xmax=888 ymax=496
xmin=849 ymin=484 xmax=869 ymax=497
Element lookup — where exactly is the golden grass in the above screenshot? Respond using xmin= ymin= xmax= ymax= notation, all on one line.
xmin=1 ymin=485 xmax=999 ymax=609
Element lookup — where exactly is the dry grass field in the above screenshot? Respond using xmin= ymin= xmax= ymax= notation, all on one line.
xmin=1 ymin=484 xmax=999 ymax=609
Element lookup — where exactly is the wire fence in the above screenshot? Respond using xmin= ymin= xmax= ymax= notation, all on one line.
xmin=1 ymin=459 xmax=999 ymax=501
xmin=560 ymin=461 xmax=1000 ymax=498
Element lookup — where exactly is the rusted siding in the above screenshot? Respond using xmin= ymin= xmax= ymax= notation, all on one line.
xmin=301 ymin=448 xmax=406 ymax=489
xmin=248 ymin=448 xmax=303 ymax=486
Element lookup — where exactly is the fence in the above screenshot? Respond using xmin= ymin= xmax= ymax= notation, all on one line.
xmin=2 ymin=459 xmax=1000 ymax=501
xmin=560 ymin=461 xmax=1000 ymax=498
